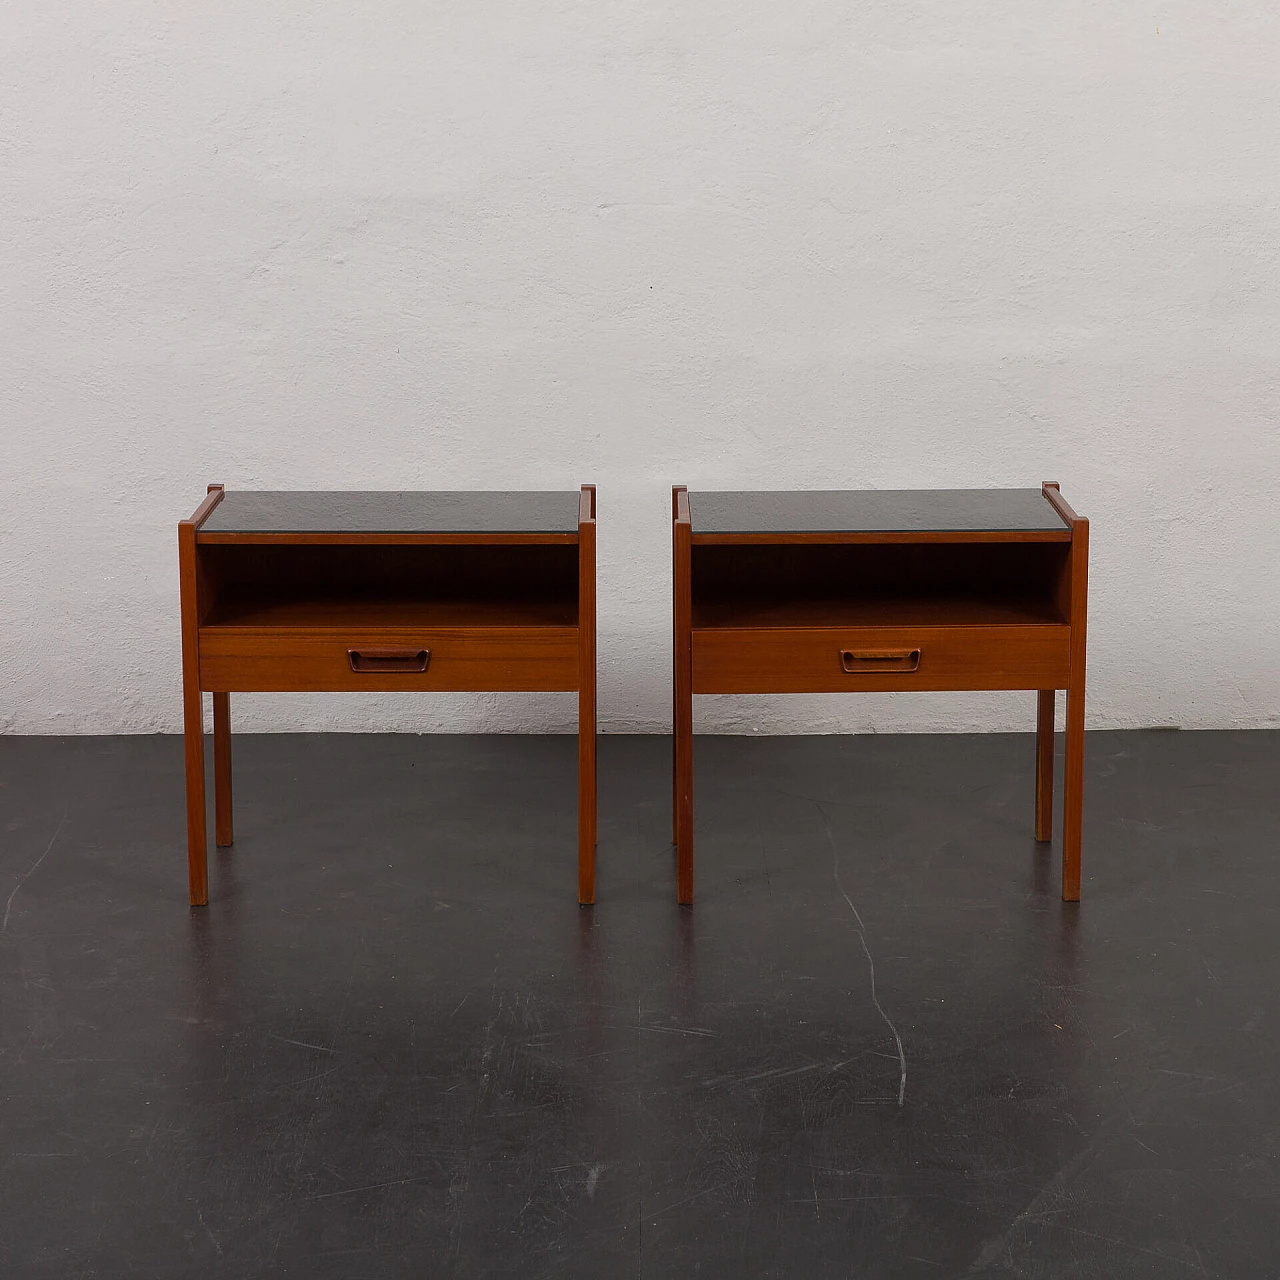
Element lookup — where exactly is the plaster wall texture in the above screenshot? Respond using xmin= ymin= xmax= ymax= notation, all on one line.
xmin=3 ymin=3 xmax=1278 ymax=736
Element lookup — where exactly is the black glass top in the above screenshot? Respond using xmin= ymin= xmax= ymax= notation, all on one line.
xmin=689 ymin=489 xmax=1067 ymax=534
xmin=201 ymin=491 xmax=581 ymax=535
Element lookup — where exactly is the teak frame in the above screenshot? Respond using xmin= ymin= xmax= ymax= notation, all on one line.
xmin=672 ymin=482 xmax=1089 ymax=905
xmin=178 ymin=485 xmax=598 ymax=907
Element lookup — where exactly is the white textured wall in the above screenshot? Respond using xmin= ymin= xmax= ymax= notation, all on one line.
xmin=3 ymin=3 xmax=1278 ymax=736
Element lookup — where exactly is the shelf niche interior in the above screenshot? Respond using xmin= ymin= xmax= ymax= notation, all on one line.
xmin=691 ymin=541 xmax=1070 ymax=630
xmin=199 ymin=542 xmax=580 ymax=630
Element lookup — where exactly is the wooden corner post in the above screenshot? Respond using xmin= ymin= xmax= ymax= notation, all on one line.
xmin=578 ymin=484 xmax=597 ymax=905
xmin=179 ymin=484 xmax=225 ymax=906
xmin=672 ymin=487 xmax=693 ymax=904
xmin=1042 ymin=482 xmax=1088 ymax=901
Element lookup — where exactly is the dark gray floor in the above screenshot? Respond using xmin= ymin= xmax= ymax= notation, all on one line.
xmin=1 ymin=730 xmax=1278 ymax=1278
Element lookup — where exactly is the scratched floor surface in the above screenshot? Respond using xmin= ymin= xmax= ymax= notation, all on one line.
xmin=1 ymin=730 xmax=1277 ymax=1278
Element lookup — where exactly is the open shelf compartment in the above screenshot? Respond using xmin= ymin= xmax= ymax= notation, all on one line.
xmin=691 ymin=540 xmax=1069 ymax=630
xmin=198 ymin=542 xmax=580 ymax=632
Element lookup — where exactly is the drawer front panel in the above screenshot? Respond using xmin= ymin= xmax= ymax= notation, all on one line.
xmin=692 ymin=625 xmax=1071 ymax=694
xmin=200 ymin=627 xmax=579 ymax=692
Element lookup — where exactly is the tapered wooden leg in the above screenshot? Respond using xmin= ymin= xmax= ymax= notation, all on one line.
xmin=1062 ymin=681 xmax=1085 ymax=901
xmin=674 ymin=619 xmax=693 ymax=903
xmin=213 ymin=692 xmax=234 ymax=848
xmin=675 ymin=680 xmax=686 ymax=849
xmin=673 ymin=493 xmax=693 ymax=904
xmin=577 ymin=491 xmax=597 ymax=906
xmin=1047 ymin=482 xmax=1088 ymax=901
xmin=183 ymin=684 xmax=208 ymax=906
xmin=675 ymin=675 xmax=696 ymax=906
xmin=1035 ymin=689 xmax=1055 ymax=842
xmin=179 ymin=499 xmax=219 ymax=907
xmin=674 ymin=688 xmax=693 ymax=904
xmin=578 ymin=685 xmax=597 ymax=905
xmin=179 ymin=486 xmax=228 ymax=906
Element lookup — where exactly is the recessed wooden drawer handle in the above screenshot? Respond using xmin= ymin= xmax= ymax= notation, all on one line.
xmin=348 ymin=648 xmax=430 ymax=673
xmin=840 ymin=648 xmax=921 ymax=674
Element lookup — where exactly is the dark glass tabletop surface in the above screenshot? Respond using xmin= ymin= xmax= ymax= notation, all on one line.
xmin=688 ymin=489 xmax=1068 ymax=534
xmin=200 ymin=491 xmax=581 ymax=535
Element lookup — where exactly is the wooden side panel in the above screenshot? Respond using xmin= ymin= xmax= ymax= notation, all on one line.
xmin=692 ymin=624 xmax=1071 ymax=694
xmin=200 ymin=627 xmax=579 ymax=692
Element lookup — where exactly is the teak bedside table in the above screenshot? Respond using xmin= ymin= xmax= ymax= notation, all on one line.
xmin=672 ymin=484 xmax=1088 ymax=904
xmin=179 ymin=486 xmax=597 ymax=907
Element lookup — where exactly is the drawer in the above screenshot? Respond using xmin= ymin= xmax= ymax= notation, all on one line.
xmin=200 ymin=626 xmax=579 ymax=693
xmin=691 ymin=624 xmax=1071 ymax=694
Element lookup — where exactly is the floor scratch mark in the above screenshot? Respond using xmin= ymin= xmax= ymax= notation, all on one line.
xmin=196 ymin=1207 xmax=223 ymax=1256
xmin=704 ymin=1061 xmax=831 ymax=1088
xmin=818 ymin=804 xmax=907 ymax=1107
xmin=268 ymin=1033 xmax=337 ymax=1054
xmin=307 ymin=1175 xmax=435 ymax=1201
xmin=3 ymin=809 xmax=69 ymax=932
xmin=640 ymin=1024 xmax=718 ymax=1038
xmin=648 ymin=1178 xmax=740 ymax=1220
